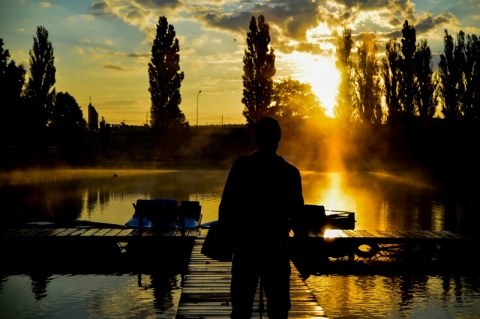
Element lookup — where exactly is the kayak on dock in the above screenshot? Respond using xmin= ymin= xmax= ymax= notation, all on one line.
xmin=125 ymin=199 xmax=202 ymax=230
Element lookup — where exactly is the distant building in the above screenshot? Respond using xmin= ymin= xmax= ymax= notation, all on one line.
xmin=88 ymin=103 xmax=99 ymax=132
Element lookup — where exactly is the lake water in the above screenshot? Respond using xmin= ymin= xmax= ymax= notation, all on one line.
xmin=0 ymin=169 xmax=479 ymax=318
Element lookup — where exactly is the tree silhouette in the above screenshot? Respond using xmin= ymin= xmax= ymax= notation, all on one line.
xmin=355 ymin=33 xmax=382 ymax=124
xmin=241 ymin=15 xmax=276 ymax=128
xmin=438 ymin=30 xmax=463 ymax=122
xmin=461 ymin=33 xmax=480 ymax=122
xmin=24 ymin=26 xmax=56 ymax=131
xmin=400 ymin=20 xmax=417 ymax=119
xmin=272 ymin=77 xmax=326 ymax=121
xmin=50 ymin=92 xmax=86 ymax=128
xmin=382 ymin=37 xmax=402 ymax=126
xmin=414 ymin=39 xmax=436 ymax=127
xmin=334 ymin=26 xmax=354 ymax=122
xmin=148 ymin=16 xmax=189 ymax=157
xmin=22 ymin=26 xmax=56 ymax=158
xmin=49 ymin=92 xmax=86 ymax=157
xmin=0 ymin=39 xmax=26 ymax=163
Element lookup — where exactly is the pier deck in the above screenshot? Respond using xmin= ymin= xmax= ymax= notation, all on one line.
xmin=176 ymin=236 xmax=327 ymax=319
xmin=0 ymin=226 xmax=472 ymax=273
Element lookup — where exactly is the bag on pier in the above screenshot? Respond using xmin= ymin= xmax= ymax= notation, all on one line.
xmin=201 ymin=222 xmax=233 ymax=262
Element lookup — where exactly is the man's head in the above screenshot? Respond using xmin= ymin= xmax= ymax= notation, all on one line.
xmin=254 ymin=117 xmax=281 ymax=152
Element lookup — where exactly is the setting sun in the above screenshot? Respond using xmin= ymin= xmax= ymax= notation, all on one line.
xmin=283 ymin=52 xmax=340 ymax=117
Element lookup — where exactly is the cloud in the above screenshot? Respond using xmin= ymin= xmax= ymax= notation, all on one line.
xmin=75 ymin=47 xmax=85 ymax=55
xmin=125 ymin=52 xmax=149 ymax=58
xmin=101 ymin=61 xmax=128 ymax=71
xmin=39 ymin=2 xmax=51 ymax=9
xmin=89 ymin=0 xmax=183 ymax=33
xmin=414 ymin=12 xmax=459 ymax=34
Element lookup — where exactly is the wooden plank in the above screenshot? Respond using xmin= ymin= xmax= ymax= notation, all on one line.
xmin=404 ymin=230 xmax=440 ymax=239
xmin=176 ymin=237 xmax=328 ymax=319
xmin=367 ymin=230 xmax=388 ymax=238
xmin=343 ymin=229 xmax=364 ymax=238
xmin=375 ymin=230 xmax=403 ymax=238
xmin=68 ymin=228 xmax=90 ymax=236
xmin=79 ymin=228 xmax=103 ymax=236
xmin=323 ymin=229 xmax=349 ymax=238
xmin=56 ymin=228 xmax=80 ymax=236
xmin=114 ymin=228 xmax=135 ymax=237
xmin=434 ymin=230 xmax=469 ymax=240
xmin=48 ymin=228 xmax=72 ymax=236
xmin=103 ymin=228 xmax=125 ymax=237
xmin=355 ymin=230 xmax=378 ymax=238
xmin=90 ymin=228 xmax=114 ymax=237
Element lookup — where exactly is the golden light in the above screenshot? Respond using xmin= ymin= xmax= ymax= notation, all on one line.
xmin=323 ymin=229 xmax=343 ymax=238
xmin=308 ymin=173 xmax=355 ymax=210
xmin=284 ymin=52 xmax=340 ymax=117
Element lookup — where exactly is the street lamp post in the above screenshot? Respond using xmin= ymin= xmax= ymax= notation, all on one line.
xmin=195 ymin=90 xmax=201 ymax=201
xmin=196 ymin=90 xmax=201 ymax=158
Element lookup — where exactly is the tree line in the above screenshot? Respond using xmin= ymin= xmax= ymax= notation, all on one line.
xmin=1 ymin=16 xmax=479 ymax=174
xmin=333 ymin=21 xmax=480 ymax=127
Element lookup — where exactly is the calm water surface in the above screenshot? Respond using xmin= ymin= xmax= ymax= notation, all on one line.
xmin=0 ymin=169 xmax=479 ymax=318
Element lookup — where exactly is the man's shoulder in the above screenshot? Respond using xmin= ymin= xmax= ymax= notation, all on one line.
xmin=233 ymin=153 xmax=300 ymax=172
xmin=280 ymin=157 xmax=301 ymax=174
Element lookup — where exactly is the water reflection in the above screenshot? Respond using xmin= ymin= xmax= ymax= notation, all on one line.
xmin=1 ymin=169 xmax=479 ymax=318
xmin=307 ymin=274 xmax=480 ymax=318
xmin=29 ymin=272 xmax=51 ymax=300
xmin=0 ymin=272 xmax=183 ymax=319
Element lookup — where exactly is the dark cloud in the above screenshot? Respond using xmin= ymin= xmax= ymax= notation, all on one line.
xmin=197 ymin=1 xmax=324 ymax=55
xmin=135 ymin=0 xmax=181 ymax=9
xmin=201 ymin=11 xmax=254 ymax=34
xmin=89 ymin=0 xmax=109 ymax=16
xmin=337 ymin=0 xmax=391 ymax=10
xmin=259 ymin=0 xmax=320 ymax=40
xmin=125 ymin=52 xmax=149 ymax=58
xmin=415 ymin=12 xmax=457 ymax=34
xmin=90 ymin=0 xmax=181 ymax=18
xmin=106 ymin=51 xmax=150 ymax=58
xmin=197 ymin=1 xmax=322 ymax=39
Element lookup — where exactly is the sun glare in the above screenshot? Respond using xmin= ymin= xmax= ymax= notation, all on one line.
xmin=284 ymin=52 xmax=339 ymax=117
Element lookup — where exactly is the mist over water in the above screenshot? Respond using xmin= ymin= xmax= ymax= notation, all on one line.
xmin=1 ymin=168 xmax=478 ymax=236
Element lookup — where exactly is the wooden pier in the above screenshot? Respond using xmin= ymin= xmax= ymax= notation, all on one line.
xmin=176 ymin=235 xmax=327 ymax=319
xmin=0 ymin=225 xmax=202 ymax=273
xmin=0 ymin=225 xmax=472 ymax=274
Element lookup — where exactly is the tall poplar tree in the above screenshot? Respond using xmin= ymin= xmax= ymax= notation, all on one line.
xmin=438 ymin=30 xmax=463 ymax=121
xmin=24 ymin=26 xmax=56 ymax=135
xmin=414 ymin=39 xmax=436 ymax=126
xmin=148 ymin=16 xmax=188 ymax=156
xmin=382 ymin=38 xmax=402 ymax=125
xmin=462 ymin=33 xmax=480 ymax=121
xmin=25 ymin=26 xmax=56 ymax=130
xmin=355 ymin=33 xmax=382 ymax=124
xmin=400 ymin=20 xmax=417 ymax=118
xmin=22 ymin=26 xmax=56 ymax=157
xmin=241 ymin=15 xmax=276 ymax=128
xmin=334 ymin=27 xmax=354 ymax=122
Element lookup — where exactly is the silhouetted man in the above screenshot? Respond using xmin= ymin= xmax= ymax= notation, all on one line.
xmin=219 ymin=116 xmax=306 ymax=319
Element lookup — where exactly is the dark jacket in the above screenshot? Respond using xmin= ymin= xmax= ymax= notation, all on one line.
xmin=219 ymin=151 xmax=305 ymax=254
